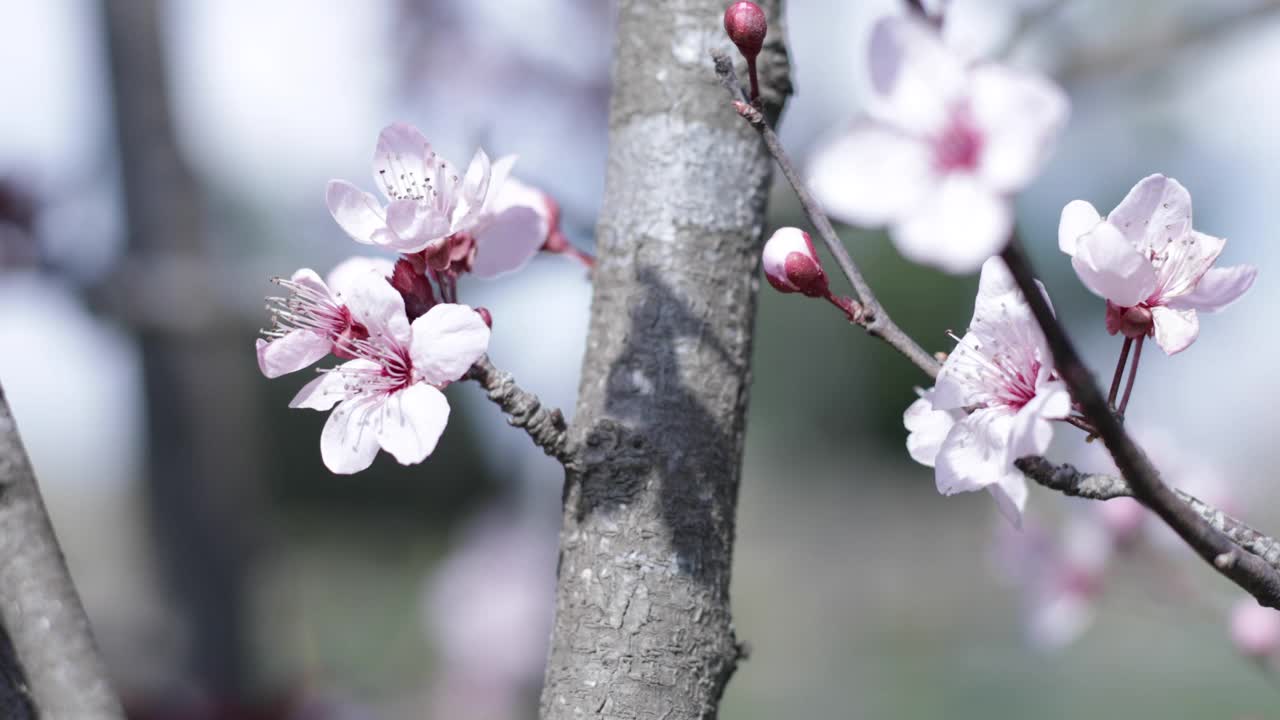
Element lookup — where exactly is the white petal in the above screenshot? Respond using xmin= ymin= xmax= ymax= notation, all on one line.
xmin=289 ymin=360 xmax=379 ymax=410
xmin=483 ymin=155 xmax=520 ymax=214
xmin=343 ymin=270 xmax=411 ymax=347
xmin=450 ymin=148 xmax=493 ymax=232
xmin=326 ymin=256 xmax=395 ymax=300
xmin=1153 ymin=231 xmax=1226 ymax=300
xmin=969 ymin=63 xmax=1069 ymax=193
xmin=1008 ymin=377 xmax=1068 ymax=460
xmin=987 ymin=471 xmax=1029 ymax=528
xmin=1106 ymin=174 xmax=1192 ymax=253
xmin=471 ymin=206 xmax=547 ymax=279
xmin=256 ymin=332 xmax=331 ymax=379
xmin=326 ymin=181 xmax=393 ymax=246
xmin=866 ymin=16 xmax=966 ymax=134
xmin=1070 ymin=222 xmax=1157 ymax=306
xmin=372 ymin=122 xmax=431 ymax=200
xmin=904 ymin=391 xmax=956 ymax=467
xmin=935 ymin=407 xmax=1015 ymax=495
xmin=1150 ymin=305 xmax=1199 ymax=355
xmin=289 ymin=268 xmax=331 ymax=296
xmin=320 ymin=395 xmax=384 ymax=474
xmin=410 ymin=304 xmax=491 ymax=385
xmin=385 ymin=199 xmax=453 ymax=253
xmin=1057 ymin=200 xmax=1101 ymax=256
xmin=892 ymin=176 xmax=1012 ymax=274
xmin=1169 ymin=264 xmax=1257 ymax=313
xmin=807 ymin=123 xmax=936 ymax=227
xmin=375 ymin=383 xmax=450 ymax=465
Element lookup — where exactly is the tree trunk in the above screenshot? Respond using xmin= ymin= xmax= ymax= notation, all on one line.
xmin=539 ymin=2 xmax=790 ymax=718
xmin=0 ymin=382 xmax=123 ymax=717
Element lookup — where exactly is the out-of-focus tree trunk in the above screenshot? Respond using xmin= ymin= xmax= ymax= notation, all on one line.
xmin=0 ymin=382 xmax=123 ymax=718
xmin=100 ymin=0 xmax=259 ymax=698
xmin=539 ymin=2 xmax=790 ymax=718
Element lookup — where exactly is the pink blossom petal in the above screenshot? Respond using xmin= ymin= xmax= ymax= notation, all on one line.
xmin=987 ymin=472 xmax=1028 ymax=528
xmin=1070 ymin=222 xmax=1157 ymax=307
xmin=935 ymin=407 xmax=1015 ymax=495
xmin=1153 ymin=231 xmax=1226 ymax=300
xmin=343 ymin=270 xmax=411 ymax=347
xmin=471 ymin=206 xmax=547 ymax=279
xmin=807 ymin=123 xmax=935 ymax=227
xmin=892 ymin=175 xmax=1012 ymax=274
xmin=483 ymin=155 xmax=520 ymax=214
xmin=969 ymin=63 xmax=1069 ymax=193
xmin=385 ymin=199 xmax=452 ymax=253
xmin=451 ymin=148 xmax=493 ymax=232
xmin=320 ymin=394 xmax=384 ymax=474
xmin=410 ymin=304 xmax=491 ymax=386
xmin=867 ymin=16 xmax=966 ymax=135
xmin=256 ymin=332 xmax=331 ymax=379
xmin=372 ymin=122 xmax=431 ymax=200
xmin=289 ymin=268 xmax=331 ymax=296
xmin=1008 ymin=377 xmax=1068 ymax=460
xmin=1106 ymin=174 xmax=1192 ymax=253
xmin=375 ymin=383 xmax=450 ymax=465
xmin=326 ymin=181 xmax=392 ymax=246
xmin=1168 ymin=264 xmax=1257 ymax=313
xmin=289 ymin=360 xmax=379 ymax=410
xmin=904 ymin=391 xmax=956 ymax=467
xmin=1150 ymin=305 xmax=1199 ymax=355
xmin=326 ymin=256 xmax=396 ymax=300
xmin=1057 ymin=200 xmax=1101 ymax=256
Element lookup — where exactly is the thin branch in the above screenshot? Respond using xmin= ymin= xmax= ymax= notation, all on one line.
xmin=1016 ymin=456 xmax=1280 ymax=574
xmin=0 ymin=381 xmax=123 ymax=717
xmin=1000 ymin=237 xmax=1280 ymax=608
xmin=712 ymin=49 xmax=942 ymax=381
xmin=465 ymin=355 xmax=576 ymax=468
xmin=1117 ymin=335 xmax=1144 ymax=417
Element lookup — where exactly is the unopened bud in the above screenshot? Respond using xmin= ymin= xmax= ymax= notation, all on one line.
xmin=763 ymin=227 xmax=828 ymax=298
xmin=724 ymin=2 xmax=767 ymax=60
xmin=389 ymin=258 xmax=436 ymax=321
xmin=1230 ymin=599 xmax=1280 ymax=659
xmin=476 ymin=307 xmax=493 ymax=328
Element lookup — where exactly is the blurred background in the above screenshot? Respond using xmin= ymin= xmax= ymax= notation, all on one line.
xmin=2 ymin=0 xmax=1279 ymax=717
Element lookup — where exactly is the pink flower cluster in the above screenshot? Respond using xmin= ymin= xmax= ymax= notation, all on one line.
xmin=258 ymin=123 xmax=581 ymax=473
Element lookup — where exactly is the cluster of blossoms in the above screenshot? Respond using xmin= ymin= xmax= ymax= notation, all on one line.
xmin=258 ymin=123 xmax=583 ymax=473
xmin=759 ymin=14 xmax=1256 ymax=525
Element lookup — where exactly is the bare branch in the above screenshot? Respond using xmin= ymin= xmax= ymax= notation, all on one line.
xmin=712 ymin=49 xmax=942 ymax=381
xmin=1017 ymin=456 xmax=1280 ymax=574
xmin=465 ymin=356 xmax=576 ymax=468
xmin=1000 ymin=238 xmax=1280 ymax=608
xmin=0 ymin=381 xmax=123 ymax=717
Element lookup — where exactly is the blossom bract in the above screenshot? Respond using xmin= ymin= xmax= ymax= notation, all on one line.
xmin=288 ymin=273 xmax=490 ymax=474
xmin=1057 ymin=174 xmax=1257 ymax=355
xmin=904 ymin=257 xmax=1069 ymax=525
xmin=808 ymin=16 xmax=1068 ymax=273
xmin=326 ymin=123 xmax=551 ymax=278
xmin=256 ymin=256 xmax=394 ymax=378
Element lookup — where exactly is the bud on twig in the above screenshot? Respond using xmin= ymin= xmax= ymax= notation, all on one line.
xmin=723 ymin=1 xmax=766 ymax=103
xmin=762 ymin=227 xmax=862 ymax=322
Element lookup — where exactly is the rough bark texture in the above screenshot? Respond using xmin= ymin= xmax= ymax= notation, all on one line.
xmin=539 ymin=2 xmax=790 ymax=718
xmin=0 ymin=382 xmax=123 ymax=718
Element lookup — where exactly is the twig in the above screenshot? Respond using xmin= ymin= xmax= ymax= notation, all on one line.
xmin=1000 ymin=237 xmax=1280 ymax=608
xmin=1016 ymin=456 xmax=1280 ymax=574
xmin=711 ymin=49 xmax=942 ymax=381
xmin=465 ymin=355 xmax=577 ymax=468
xmin=0 ymin=381 xmax=123 ymax=717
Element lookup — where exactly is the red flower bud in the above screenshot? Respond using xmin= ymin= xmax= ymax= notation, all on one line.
xmin=724 ymin=2 xmax=767 ymax=60
xmin=762 ymin=227 xmax=828 ymax=298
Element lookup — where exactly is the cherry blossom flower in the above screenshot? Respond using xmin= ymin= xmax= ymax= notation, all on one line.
xmin=904 ymin=257 xmax=1069 ymax=525
xmin=1058 ymin=174 xmax=1257 ymax=355
xmin=762 ymin=227 xmax=828 ymax=297
xmin=808 ymin=16 xmax=1067 ymax=273
xmin=325 ymin=122 xmax=550 ymax=277
xmin=288 ymin=273 xmax=490 ymax=474
xmin=256 ymin=256 xmax=394 ymax=378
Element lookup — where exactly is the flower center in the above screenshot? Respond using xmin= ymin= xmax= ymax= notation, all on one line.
xmin=264 ymin=277 xmax=351 ymax=339
xmin=934 ymin=113 xmax=984 ymax=173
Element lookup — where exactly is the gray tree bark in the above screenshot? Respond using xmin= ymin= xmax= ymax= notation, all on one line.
xmin=539 ymin=2 xmax=790 ymax=718
xmin=0 ymin=382 xmax=123 ymax=718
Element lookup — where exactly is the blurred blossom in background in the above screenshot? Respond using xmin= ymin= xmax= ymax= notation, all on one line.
xmin=1 ymin=0 xmax=1279 ymax=717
